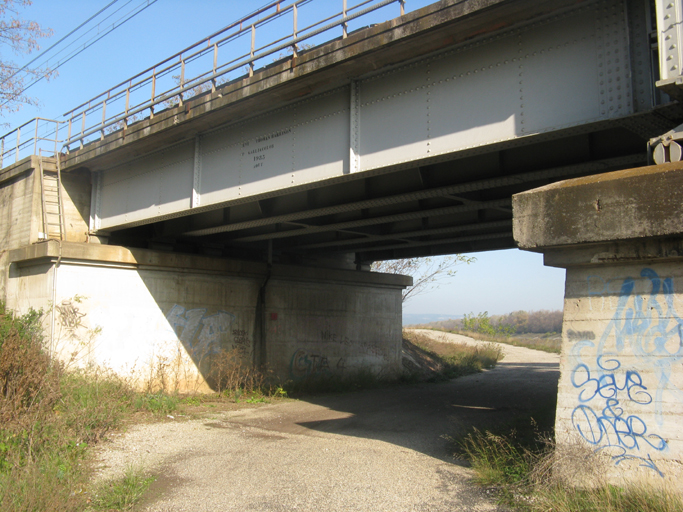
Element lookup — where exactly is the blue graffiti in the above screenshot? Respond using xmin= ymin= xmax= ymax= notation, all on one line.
xmin=571 ymin=268 xmax=683 ymax=476
xmin=166 ymin=305 xmax=235 ymax=358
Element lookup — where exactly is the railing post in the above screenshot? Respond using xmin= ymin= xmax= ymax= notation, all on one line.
xmin=150 ymin=68 xmax=156 ymax=119
xmin=80 ymin=112 xmax=86 ymax=149
xmin=124 ymin=81 xmax=131 ymax=127
xmin=67 ymin=118 xmax=72 ymax=153
xmin=212 ymin=44 xmax=218 ymax=91
xmin=292 ymin=3 xmax=298 ymax=59
xmin=33 ymin=119 xmax=39 ymax=155
xmin=342 ymin=0 xmax=348 ymax=39
xmin=15 ymin=127 xmax=20 ymax=163
xmin=101 ymin=97 xmax=107 ymax=140
xmin=400 ymin=0 xmax=405 ymax=16
xmin=250 ymin=25 xmax=256 ymax=77
xmin=54 ymin=120 xmax=60 ymax=157
xmin=179 ymin=56 xmax=185 ymax=106
xmin=1 ymin=137 xmax=5 ymax=168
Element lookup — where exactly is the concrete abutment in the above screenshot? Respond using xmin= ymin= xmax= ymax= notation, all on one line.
xmin=3 ymin=241 xmax=409 ymax=392
xmin=0 ymin=157 xmax=409 ymax=390
xmin=513 ymin=162 xmax=683 ymax=489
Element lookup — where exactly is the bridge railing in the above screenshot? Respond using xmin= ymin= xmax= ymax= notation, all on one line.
xmin=0 ymin=0 xmax=408 ymax=167
xmin=52 ymin=0 xmax=405 ymax=155
xmin=0 ymin=118 xmax=61 ymax=168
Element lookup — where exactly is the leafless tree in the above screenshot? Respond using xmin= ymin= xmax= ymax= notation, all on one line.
xmin=371 ymin=255 xmax=475 ymax=303
xmin=0 ymin=0 xmax=54 ymax=117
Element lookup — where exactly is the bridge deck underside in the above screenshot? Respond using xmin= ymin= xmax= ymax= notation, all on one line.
xmin=86 ymin=0 xmax=683 ymax=262
xmin=107 ymin=120 xmax=666 ymax=263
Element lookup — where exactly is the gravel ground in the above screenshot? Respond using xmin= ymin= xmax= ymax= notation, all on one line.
xmin=91 ymin=331 xmax=559 ymax=511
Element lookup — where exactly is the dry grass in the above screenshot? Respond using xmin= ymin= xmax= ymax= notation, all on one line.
xmin=404 ymin=329 xmax=503 ymax=379
xmin=208 ymin=349 xmax=269 ymax=395
xmin=458 ymin=418 xmax=683 ymax=512
xmin=424 ymin=327 xmax=561 ymax=354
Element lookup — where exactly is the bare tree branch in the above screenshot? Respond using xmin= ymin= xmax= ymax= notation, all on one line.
xmin=0 ymin=0 xmax=54 ymax=117
xmin=371 ymin=255 xmax=475 ymax=303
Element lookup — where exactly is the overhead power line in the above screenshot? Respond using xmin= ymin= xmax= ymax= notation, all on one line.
xmin=1 ymin=0 xmax=158 ymax=108
xmin=0 ymin=0 xmax=120 ymax=88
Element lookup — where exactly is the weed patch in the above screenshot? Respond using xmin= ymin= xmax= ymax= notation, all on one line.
xmin=90 ymin=466 xmax=154 ymax=511
xmin=456 ymin=403 xmax=683 ymax=512
xmin=0 ymin=304 xmax=165 ymax=511
xmin=134 ymin=392 xmax=179 ymax=415
xmin=208 ymin=349 xmax=269 ymax=396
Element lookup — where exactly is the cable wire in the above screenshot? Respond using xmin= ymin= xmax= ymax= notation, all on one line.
xmin=0 ymin=0 xmax=120 ymax=87
xmin=1 ymin=0 xmax=158 ymax=108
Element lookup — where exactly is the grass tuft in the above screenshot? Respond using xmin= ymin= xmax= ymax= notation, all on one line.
xmin=133 ymin=392 xmax=179 ymax=415
xmin=90 ymin=466 xmax=154 ymax=511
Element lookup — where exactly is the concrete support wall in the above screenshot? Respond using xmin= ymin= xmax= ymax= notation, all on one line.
xmin=559 ymin=260 xmax=683 ymax=485
xmin=5 ymin=242 xmax=408 ymax=392
xmin=0 ymin=157 xmax=91 ymax=299
xmin=0 ymin=160 xmax=44 ymax=248
xmin=266 ymin=279 xmax=402 ymax=380
xmin=513 ymin=162 xmax=683 ymax=489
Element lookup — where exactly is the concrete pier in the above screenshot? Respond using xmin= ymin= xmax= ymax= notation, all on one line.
xmin=513 ymin=162 xmax=683 ymax=488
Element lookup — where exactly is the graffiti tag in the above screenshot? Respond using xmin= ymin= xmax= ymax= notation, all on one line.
xmin=55 ymin=299 xmax=86 ymax=338
xmin=570 ymin=268 xmax=683 ymax=476
xmin=289 ymin=349 xmax=346 ymax=379
xmin=166 ymin=305 xmax=236 ymax=358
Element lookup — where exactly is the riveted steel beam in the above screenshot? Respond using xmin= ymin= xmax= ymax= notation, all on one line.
xmin=289 ymin=219 xmax=513 ymax=251
xmin=183 ymin=154 xmax=643 ymax=237
xmin=231 ymin=199 xmax=511 ymax=243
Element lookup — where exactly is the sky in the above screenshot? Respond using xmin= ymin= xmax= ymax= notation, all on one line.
xmin=1 ymin=0 xmax=567 ymax=317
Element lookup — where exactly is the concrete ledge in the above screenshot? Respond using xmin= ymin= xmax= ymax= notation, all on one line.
xmin=8 ymin=241 xmax=412 ymax=288
xmin=0 ymin=155 xmax=38 ymax=185
xmin=512 ymin=162 xmax=683 ymax=251
xmin=542 ymin=236 xmax=683 ymax=268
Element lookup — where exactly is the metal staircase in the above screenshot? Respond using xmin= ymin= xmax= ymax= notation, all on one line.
xmin=39 ymin=155 xmax=65 ymax=241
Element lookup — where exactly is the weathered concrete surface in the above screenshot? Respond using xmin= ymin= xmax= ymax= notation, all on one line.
xmin=0 ymin=157 xmax=41 ymax=300
xmin=91 ymin=332 xmax=558 ymax=511
xmin=0 ymin=157 xmax=42 ymax=251
xmin=512 ymin=163 xmax=683 ymax=490
xmin=0 ymin=157 xmax=91 ymax=299
xmin=513 ymin=161 xmax=683 ymax=250
xmin=5 ymin=241 xmax=409 ymax=390
xmin=558 ymin=261 xmax=683 ymax=488
xmin=0 ymin=156 xmax=90 ymax=247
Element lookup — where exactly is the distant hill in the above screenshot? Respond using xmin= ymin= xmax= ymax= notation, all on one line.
xmin=402 ymin=313 xmax=462 ymax=326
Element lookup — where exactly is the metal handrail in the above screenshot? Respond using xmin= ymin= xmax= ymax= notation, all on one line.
xmin=0 ymin=0 xmax=406 ymax=166
xmin=0 ymin=118 xmax=61 ymax=168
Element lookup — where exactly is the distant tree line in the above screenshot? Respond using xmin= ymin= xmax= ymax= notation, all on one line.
xmin=494 ymin=310 xmax=563 ymax=334
xmin=413 ymin=309 xmax=563 ymax=335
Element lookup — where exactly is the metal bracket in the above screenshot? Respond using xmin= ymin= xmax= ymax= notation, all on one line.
xmin=648 ymin=122 xmax=683 ymax=164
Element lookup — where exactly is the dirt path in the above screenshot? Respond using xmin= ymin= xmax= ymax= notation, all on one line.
xmin=92 ymin=331 xmax=559 ymax=511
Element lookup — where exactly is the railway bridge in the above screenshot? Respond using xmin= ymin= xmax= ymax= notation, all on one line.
xmin=1 ymin=0 xmax=683 ymax=487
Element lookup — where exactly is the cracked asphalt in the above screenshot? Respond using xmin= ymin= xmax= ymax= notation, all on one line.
xmin=92 ymin=331 xmax=559 ymax=511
